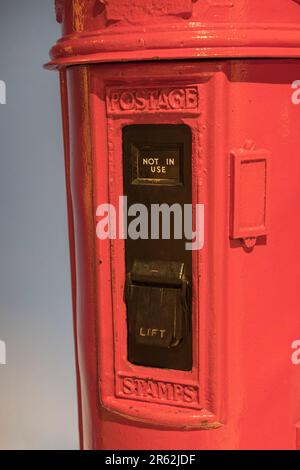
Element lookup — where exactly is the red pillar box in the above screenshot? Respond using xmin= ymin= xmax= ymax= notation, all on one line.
xmin=46 ymin=0 xmax=300 ymax=450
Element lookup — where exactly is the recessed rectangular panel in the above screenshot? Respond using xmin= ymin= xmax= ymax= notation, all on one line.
xmin=123 ymin=124 xmax=192 ymax=371
xmin=132 ymin=144 xmax=182 ymax=185
xmin=239 ymin=159 xmax=266 ymax=228
xmin=231 ymin=149 xmax=270 ymax=239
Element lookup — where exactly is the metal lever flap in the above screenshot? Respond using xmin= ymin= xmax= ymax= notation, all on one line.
xmin=126 ymin=259 xmax=191 ymax=352
xmin=130 ymin=260 xmax=185 ymax=287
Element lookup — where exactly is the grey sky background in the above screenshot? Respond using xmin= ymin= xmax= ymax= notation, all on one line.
xmin=0 ymin=0 xmax=79 ymax=449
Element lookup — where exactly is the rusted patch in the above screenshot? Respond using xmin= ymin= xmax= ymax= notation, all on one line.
xmin=73 ymin=0 xmax=86 ymax=32
xmin=55 ymin=0 xmax=64 ymax=23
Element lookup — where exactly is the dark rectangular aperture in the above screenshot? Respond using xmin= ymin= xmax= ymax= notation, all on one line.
xmin=123 ymin=124 xmax=192 ymax=371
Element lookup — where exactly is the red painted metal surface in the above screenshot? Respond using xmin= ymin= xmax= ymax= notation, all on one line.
xmin=47 ymin=1 xmax=300 ymax=450
xmin=230 ymin=142 xmax=271 ymax=249
xmin=47 ymin=0 xmax=300 ymax=69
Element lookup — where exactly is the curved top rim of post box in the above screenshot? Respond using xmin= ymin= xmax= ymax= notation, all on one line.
xmin=45 ymin=0 xmax=300 ymax=69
